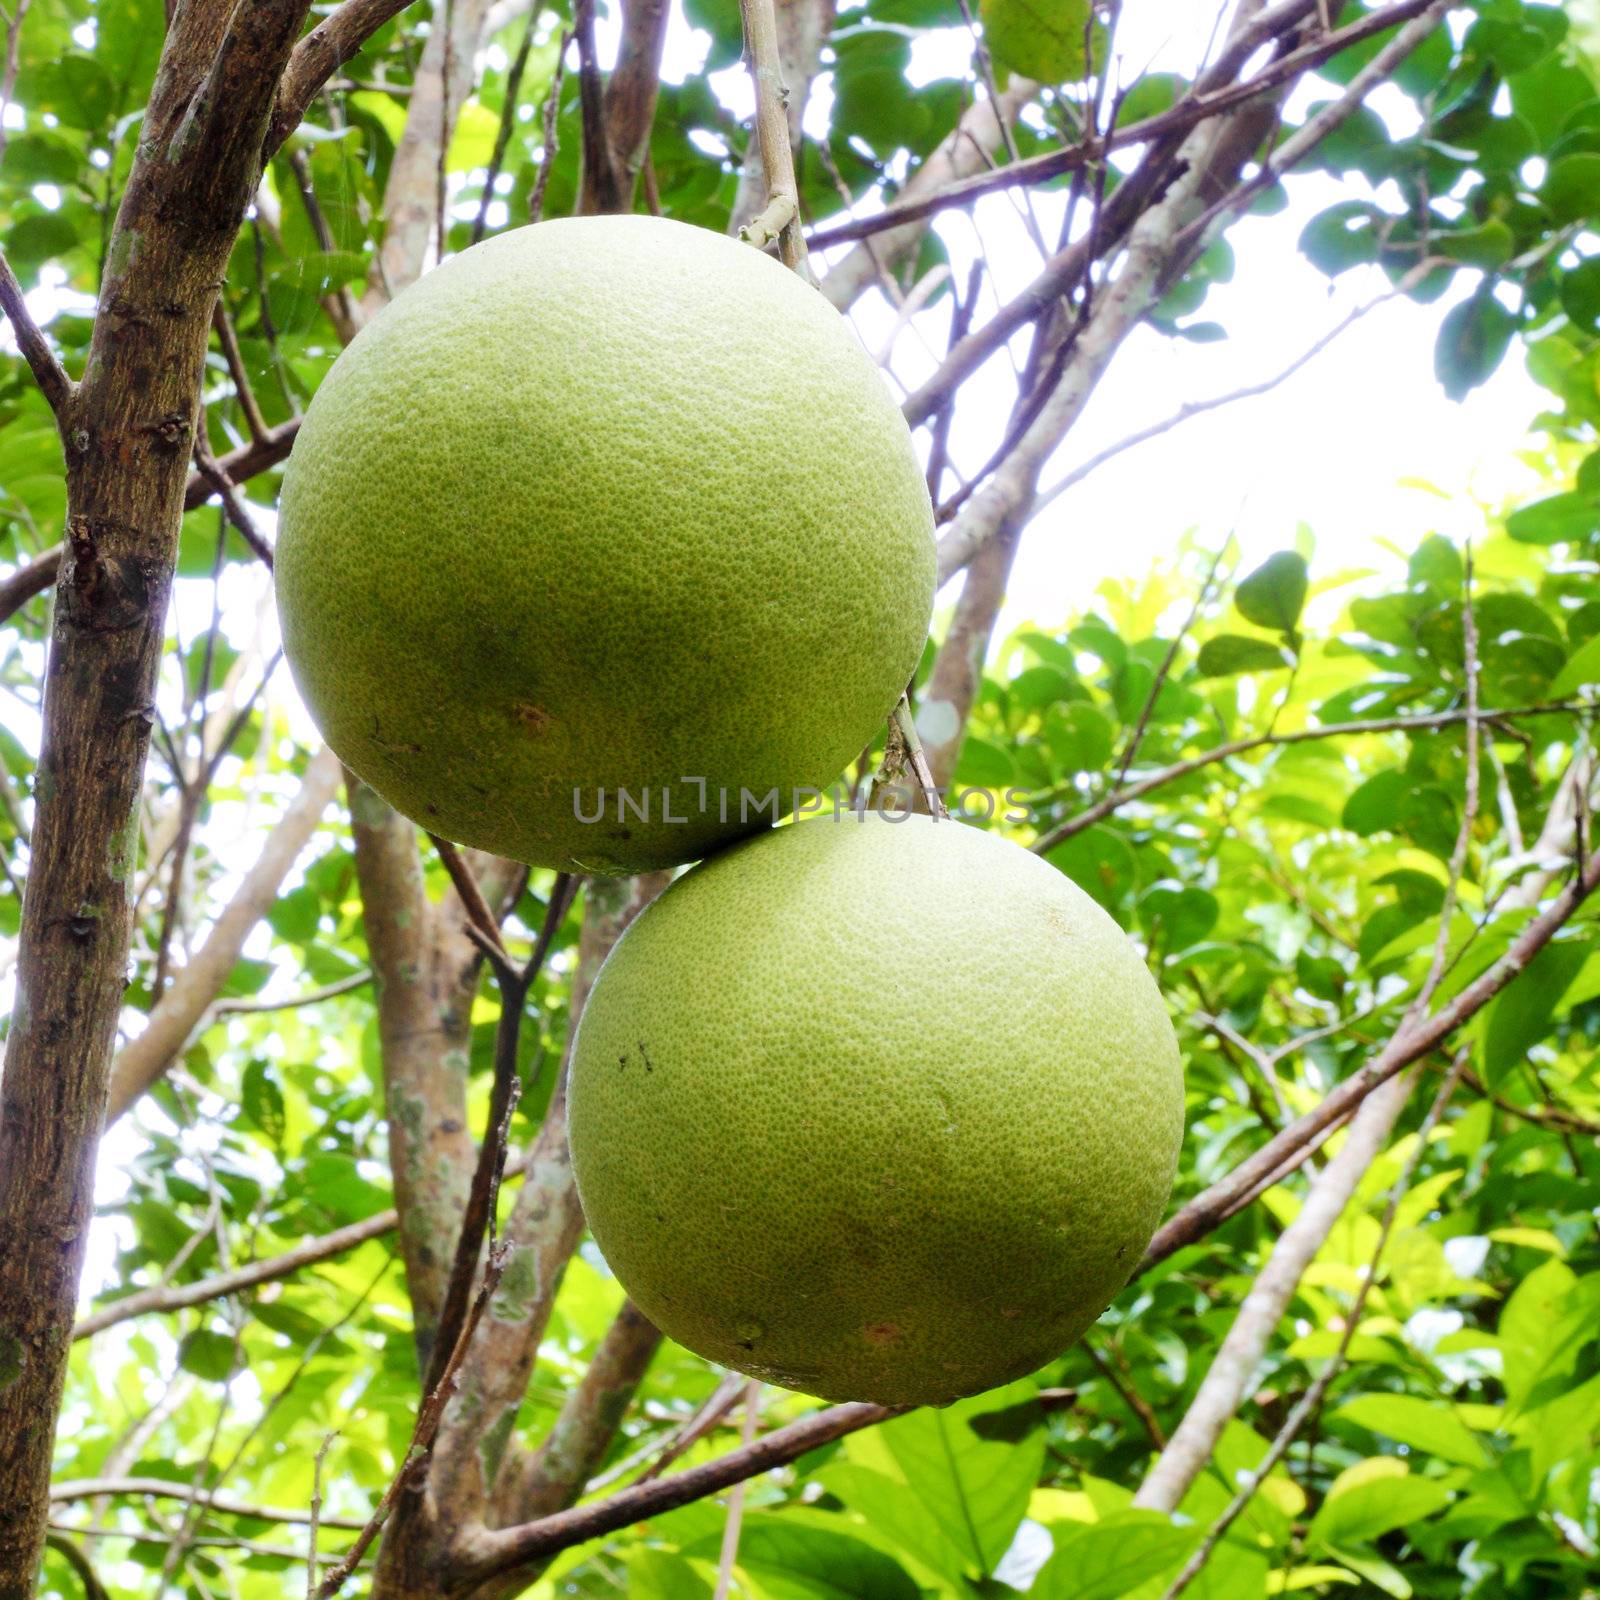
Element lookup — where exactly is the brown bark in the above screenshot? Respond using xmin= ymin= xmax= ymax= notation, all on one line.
xmin=917 ymin=520 xmax=1020 ymax=793
xmin=577 ymin=0 xmax=670 ymax=215
xmin=351 ymin=784 xmax=482 ymax=1371
xmin=496 ymin=1300 xmax=662 ymax=1522
xmin=362 ymin=0 xmax=496 ymax=315
xmin=0 ymin=4 xmax=315 ymax=1589
xmin=420 ymin=873 xmax=669 ymax=1529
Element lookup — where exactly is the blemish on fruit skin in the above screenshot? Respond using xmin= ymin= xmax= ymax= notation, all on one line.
xmin=510 ymin=701 xmax=553 ymax=734
xmin=734 ymin=1318 xmax=765 ymax=1350
xmin=863 ymin=1322 xmax=902 ymax=1346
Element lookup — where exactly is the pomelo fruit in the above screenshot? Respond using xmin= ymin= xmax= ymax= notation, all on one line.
xmin=568 ymin=812 xmax=1184 ymax=1406
xmin=274 ymin=216 xmax=934 ymax=871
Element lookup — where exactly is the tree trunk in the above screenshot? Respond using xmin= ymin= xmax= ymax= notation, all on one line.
xmin=0 ymin=4 xmax=312 ymax=1589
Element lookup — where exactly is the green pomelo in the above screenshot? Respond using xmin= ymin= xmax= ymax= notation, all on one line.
xmin=569 ymin=813 xmax=1184 ymax=1406
xmin=274 ymin=216 xmax=934 ymax=871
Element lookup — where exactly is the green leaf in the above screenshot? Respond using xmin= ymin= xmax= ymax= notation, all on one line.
xmin=1342 ymin=769 xmax=1405 ymax=835
xmin=980 ymin=0 xmax=1091 ymax=82
xmin=1497 ymin=1257 xmax=1587 ymax=1409
xmin=1044 ymin=700 xmax=1114 ymax=773
xmin=1559 ymin=256 xmax=1600 ymax=331
xmin=690 ymin=1514 xmax=922 ymax=1600
xmin=1434 ymin=220 xmax=1515 ymax=271
xmin=177 ymin=1329 xmax=239 ymax=1383
xmin=879 ymin=1382 xmax=1045 ymax=1577
xmin=626 ymin=1548 xmax=712 ymax=1599
xmin=817 ymin=1464 xmax=973 ymax=1590
xmin=1541 ymin=152 xmax=1600 ymax=223
xmin=240 ymin=1061 xmax=287 ymax=1145
xmin=1033 ymin=1509 xmax=1200 ymax=1599
xmin=1549 ymin=630 xmax=1600 ymax=697
xmin=1505 ymin=490 xmax=1600 ymax=545
xmin=1235 ymin=552 xmax=1309 ymax=634
xmin=1308 ymin=1460 xmax=1450 ymax=1548
xmin=1434 ymin=290 xmax=1517 ymax=401
xmin=5 ymin=212 xmax=79 ymax=272
xmin=1196 ymin=634 xmax=1291 ymax=676
xmin=2 ymin=133 xmax=82 ymax=185
xmin=1482 ymin=938 xmax=1589 ymax=1088
xmin=1045 ymin=823 xmax=1138 ymax=913
xmin=1140 ymin=883 xmax=1220 ymax=951
xmin=1334 ymin=1394 xmax=1489 ymax=1467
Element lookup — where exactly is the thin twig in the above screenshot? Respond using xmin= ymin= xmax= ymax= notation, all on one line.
xmin=1083 ymin=1338 xmax=1166 ymax=1449
xmin=314 ymin=1244 xmax=510 ymax=1598
xmin=1170 ymin=0 xmax=1451 ymax=262
xmin=472 ymin=3 xmax=541 ymax=244
xmin=429 ymin=835 xmax=506 ymax=954
xmin=1408 ymin=557 xmax=1481 ymax=1020
xmin=0 ymin=542 xmax=62 ymax=627
xmin=307 ymin=1433 xmax=339 ymax=1597
xmin=1145 ymin=842 xmax=1600 ymax=1270
xmin=73 ymin=1145 xmax=533 ymax=1342
xmin=1030 ymin=701 xmax=1590 ymax=856
xmin=46 ymin=1482 xmax=365 ymax=1531
xmin=1116 ymin=543 xmax=1230 ymax=788
xmin=190 ymin=437 xmax=276 ymax=568
xmin=808 ymin=0 xmax=1434 ymax=255
xmin=529 ymin=27 xmax=571 ymax=224
xmin=926 ymin=261 xmax=983 ymax=502
xmin=212 ymin=969 xmax=372 ymax=1016
xmin=425 ymin=872 xmax=580 ymax=1393
xmin=712 ymin=1382 xmax=762 ymax=1600
xmin=210 ymin=303 xmax=269 ymax=445
xmin=626 ymin=1373 xmax=749 ymax=1485
xmin=1034 ymin=269 xmax=1442 ymax=513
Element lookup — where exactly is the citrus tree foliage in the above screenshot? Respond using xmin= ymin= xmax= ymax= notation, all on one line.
xmin=2 ymin=1 xmax=1600 ymax=1599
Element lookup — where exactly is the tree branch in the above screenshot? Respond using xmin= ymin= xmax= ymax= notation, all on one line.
xmin=821 ymin=79 xmax=1035 ymax=313
xmin=423 ymin=873 xmax=579 ymax=1396
xmin=1140 ymin=561 xmax=1486 ymax=1515
xmin=0 ymin=247 xmax=75 ymax=416
xmin=809 ymin=0 xmax=1433 ymax=256
xmin=1157 ymin=1053 xmax=1468 ymax=1598
xmin=1136 ymin=1070 xmax=1418 ymax=1512
xmin=315 ymin=1245 xmax=510 ymax=1599
xmin=105 ymin=746 xmax=343 ymax=1122
xmin=729 ymin=0 xmax=835 ymax=238
xmin=0 ymin=542 xmax=62 ymax=626
xmin=269 ymin=0 xmax=422 ymax=156
xmin=737 ymin=0 xmax=808 ymax=273
xmin=1030 ymin=702 xmax=1588 ymax=857
xmin=73 ymin=1145 xmax=533 ymax=1343
xmin=462 ymin=1403 xmax=902 ymax=1581
xmin=1144 ymin=844 xmax=1600 ymax=1270
xmin=427 ymin=871 xmax=669 ymax=1522
xmin=495 ymin=1300 xmax=664 ymax=1525
xmin=47 ymin=1481 xmax=365 ymax=1532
